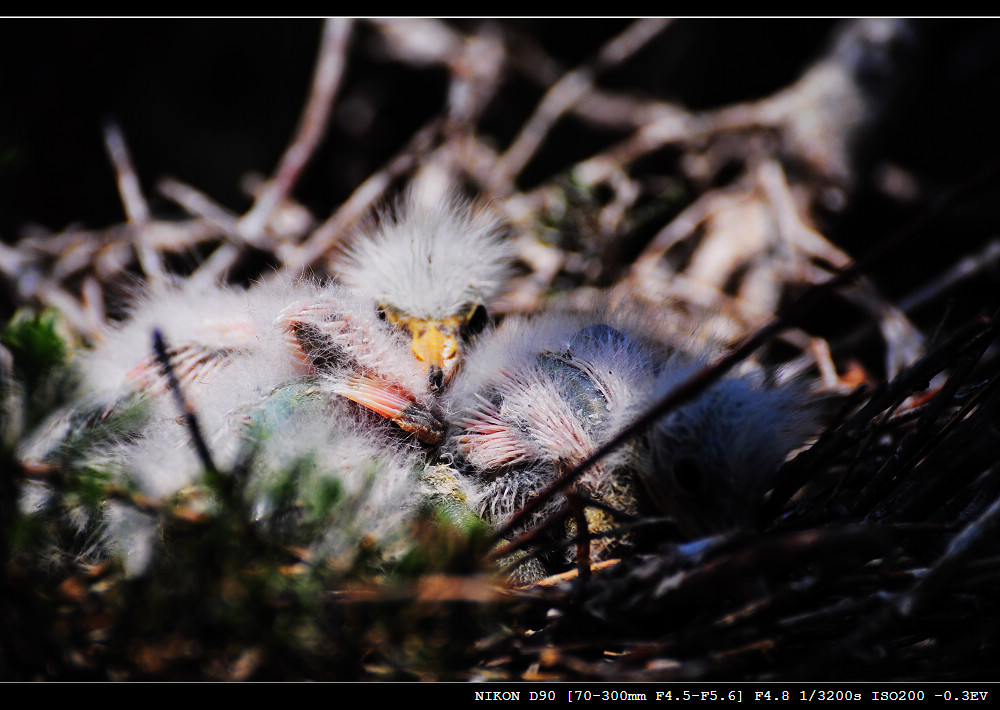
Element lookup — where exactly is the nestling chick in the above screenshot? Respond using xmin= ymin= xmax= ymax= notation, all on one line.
xmin=444 ymin=310 xmax=817 ymax=582
xmin=19 ymin=192 xmax=514 ymax=575
xmin=336 ymin=191 xmax=512 ymax=395
xmin=18 ymin=278 xmax=450 ymax=575
xmin=80 ymin=277 xmax=443 ymax=445
xmin=444 ymin=313 xmax=667 ymax=580
xmin=638 ymin=354 xmax=816 ymax=538
xmin=105 ymin=378 xmax=451 ymax=577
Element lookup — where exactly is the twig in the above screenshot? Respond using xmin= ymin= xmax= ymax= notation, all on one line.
xmin=102 ymin=119 xmax=150 ymax=225
xmin=898 ymin=489 xmax=1000 ymax=607
xmin=102 ymin=120 xmax=166 ymax=283
xmin=152 ymin=328 xmax=217 ymax=475
xmin=494 ymin=19 xmax=672 ymax=190
xmin=899 ymin=238 xmax=1000 ymax=314
xmin=155 ymin=177 xmax=254 ymax=283
xmin=566 ymin=487 xmax=592 ymax=584
xmin=238 ymin=20 xmax=352 ymax=244
xmin=157 ymin=177 xmax=242 ymax=238
xmin=284 ymin=116 xmax=444 ymax=275
xmin=859 ymin=323 xmax=994 ymax=521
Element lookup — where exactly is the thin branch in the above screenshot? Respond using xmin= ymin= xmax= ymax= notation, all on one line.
xmin=899 ymin=238 xmax=1000 ymax=314
xmin=102 ymin=120 xmax=166 ymax=283
xmin=494 ymin=19 xmax=672 ymax=190
xmin=102 ymin=119 xmax=150 ymax=225
xmin=283 ymin=116 xmax=444 ymax=275
xmin=152 ymin=328 xmax=217 ymax=475
xmin=238 ymin=19 xmax=353 ymax=243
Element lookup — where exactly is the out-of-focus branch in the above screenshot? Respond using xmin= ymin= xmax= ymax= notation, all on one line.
xmin=102 ymin=120 xmax=150 ymax=225
xmin=284 ymin=116 xmax=444 ymax=275
xmin=103 ymin=120 xmax=166 ymax=283
xmin=494 ymin=19 xmax=672 ymax=192
xmin=238 ymin=19 xmax=353 ymax=244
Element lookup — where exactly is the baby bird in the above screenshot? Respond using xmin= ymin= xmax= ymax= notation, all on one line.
xmin=444 ymin=310 xmax=816 ymax=582
xmin=103 ymin=377 xmax=470 ymax=577
xmin=81 ymin=277 xmax=442 ymax=445
xmin=444 ymin=312 xmax=666 ymax=580
xmin=20 ymin=192 xmax=513 ymax=575
xmin=639 ymin=357 xmax=814 ymax=539
xmin=22 ymin=278 xmax=477 ymax=576
xmin=79 ymin=189 xmax=515 ymax=444
xmin=336 ymin=191 xmax=512 ymax=395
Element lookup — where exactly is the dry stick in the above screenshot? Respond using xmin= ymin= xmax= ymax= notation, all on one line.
xmin=102 ymin=120 xmax=150 ymax=225
xmin=494 ymin=493 xmax=657 ymax=572
xmin=899 ymin=238 xmax=1000 ymax=314
xmin=756 ymin=159 xmax=851 ymax=269
xmin=891 ymin=357 xmax=1000 ymax=522
xmin=507 ymin=25 xmax=686 ymax=134
xmin=32 ymin=276 xmax=94 ymax=338
xmin=859 ymin=323 xmax=996 ymax=522
xmin=284 ymin=116 xmax=444 ymax=275
xmin=102 ymin=120 xmax=165 ymax=283
xmin=565 ymin=487 xmax=592 ymax=583
xmin=897 ymin=495 xmax=1000 ymax=618
xmin=80 ymin=276 xmax=106 ymax=335
xmin=238 ymin=19 xmax=352 ymax=245
xmin=491 ymin=156 xmax=1000 ymax=549
xmin=495 ymin=507 xmax=573 ymax=577
xmin=789 ymin=386 xmax=1000 ymax=678
xmin=776 ymin=310 xmax=994 ymax=526
xmin=152 ymin=328 xmax=217 ymax=475
xmin=572 ymin=21 xmax=905 ymax=191
xmin=157 ymin=177 xmax=242 ymax=237
xmin=494 ymin=19 xmax=672 ymax=191
xmin=567 ymin=57 xmax=856 ymax=191
xmin=156 ymin=177 xmax=246 ymax=284
xmin=812 ymin=239 xmax=1000 ymax=372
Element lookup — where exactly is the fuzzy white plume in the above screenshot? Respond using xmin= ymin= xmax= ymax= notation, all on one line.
xmin=33 ymin=275 xmax=456 ymax=575
xmin=338 ymin=191 xmax=512 ymax=321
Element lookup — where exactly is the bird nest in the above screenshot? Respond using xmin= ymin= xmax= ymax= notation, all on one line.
xmin=3 ymin=19 xmax=1000 ymax=682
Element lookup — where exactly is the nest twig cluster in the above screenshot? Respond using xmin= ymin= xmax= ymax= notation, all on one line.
xmin=3 ymin=19 xmax=1000 ymax=681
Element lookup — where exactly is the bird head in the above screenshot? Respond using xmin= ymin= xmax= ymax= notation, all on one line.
xmin=338 ymin=192 xmax=511 ymax=395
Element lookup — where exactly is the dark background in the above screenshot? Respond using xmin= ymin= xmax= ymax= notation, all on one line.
xmin=2 ymin=19 xmax=999 ymax=319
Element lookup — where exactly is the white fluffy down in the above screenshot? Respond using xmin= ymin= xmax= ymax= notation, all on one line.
xmin=79 ymin=277 xmax=430 ymax=413
xmin=54 ymin=276 xmax=448 ymax=575
xmin=338 ymin=192 xmax=512 ymax=320
xmin=107 ymin=382 xmax=425 ymax=576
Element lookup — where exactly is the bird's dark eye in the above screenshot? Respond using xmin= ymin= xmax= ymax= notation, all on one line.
xmin=673 ymin=458 xmax=706 ymax=498
xmin=464 ymin=304 xmax=489 ymax=337
xmin=376 ymin=304 xmax=387 ymax=321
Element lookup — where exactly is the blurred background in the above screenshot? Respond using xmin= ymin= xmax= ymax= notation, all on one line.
xmin=3 ymin=19 xmax=999 ymax=348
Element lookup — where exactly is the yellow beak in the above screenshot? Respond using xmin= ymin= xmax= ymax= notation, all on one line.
xmin=402 ymin=315 xmax=463 ymax=394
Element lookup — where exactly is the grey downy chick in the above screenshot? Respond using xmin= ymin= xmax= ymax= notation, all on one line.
xmin=444 ymin=313 xmax=669 ymax=581
xmin=638 ymin=353 xmax=817 ymax=539
xmin=445 ymin=310 xmax=817 ymax=582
